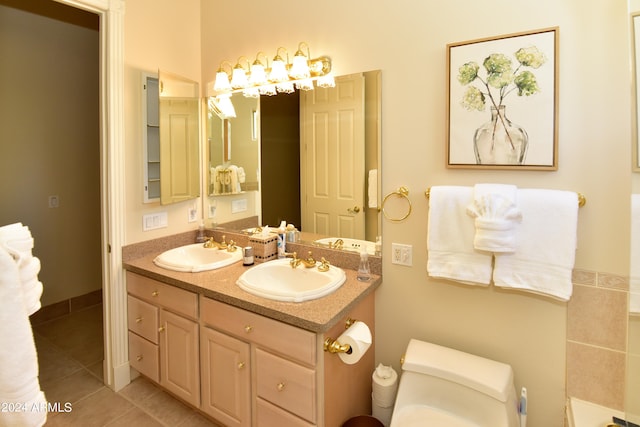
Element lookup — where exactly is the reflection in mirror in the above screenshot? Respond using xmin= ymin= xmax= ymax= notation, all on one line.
xmin=158 ymin=70 xmax=200 ymax=205
xmin=207 ymin=70 xmax=381 ymax=248
xmin=208 ymin=96 xmax=259 ymax=195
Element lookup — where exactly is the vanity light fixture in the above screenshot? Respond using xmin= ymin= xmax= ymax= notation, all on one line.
xmin=212 ymin=93 xmax=236 ymax=118
xmin=230 ymin=57 xmax=250 ymax=89
xmin=213 ymin=41 xmax=335 ymax=99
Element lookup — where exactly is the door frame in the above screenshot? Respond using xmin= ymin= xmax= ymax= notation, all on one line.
xmin=56 ymin=0 xmax=128 ymax=391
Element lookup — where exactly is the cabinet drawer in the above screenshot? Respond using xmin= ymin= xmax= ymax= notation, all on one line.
xmin=128 ymin=331 xmax=159 ymax=383
xmin=127 ymin=295 xmax=159 ymax=344
xmin=127 ymin=272 xmax=198 ymax=319
xmin=256 ymin=349 xmax=316 ymax=423
xmin=201 ymin=297 xmax=316 ymax=366
xmin=256 ymin=398 xmax=315 ymax=427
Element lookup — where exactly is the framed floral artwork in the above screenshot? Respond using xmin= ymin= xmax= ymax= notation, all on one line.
xmin=447 ymin=27 xmax=559 ymax=170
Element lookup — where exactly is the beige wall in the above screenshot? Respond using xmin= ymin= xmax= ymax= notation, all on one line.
xmin=122 ymin=0 xmax=633 ymax=425
xmin=198 ymin=1 xmax=631 ymax=426
xmin=0 ymin=3 xmax=101 ymax=306
xmin=124 ymin=0 xmax=202 ymax=244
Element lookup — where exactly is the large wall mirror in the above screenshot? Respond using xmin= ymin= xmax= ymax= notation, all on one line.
xmin=158 ymin=70 xmax=200 ymax=205
xmin=206 ymin=70 xmax=382 ymax=253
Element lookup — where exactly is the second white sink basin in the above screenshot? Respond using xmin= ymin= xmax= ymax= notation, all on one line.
xmin=315 ymin=237 xmax=376 ymax=255
xmin=236 ymin=259 xmax=346 ymax=302
xmin=153 ymin=243 xmax=243 ymax=272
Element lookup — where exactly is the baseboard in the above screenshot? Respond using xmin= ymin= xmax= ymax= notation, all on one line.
xmin=29 ymin=288 xmax=102 ymax=325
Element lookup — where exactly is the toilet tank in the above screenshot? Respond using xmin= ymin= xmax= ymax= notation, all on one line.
xmin=396 ymin=339 xmax=520 ymax=426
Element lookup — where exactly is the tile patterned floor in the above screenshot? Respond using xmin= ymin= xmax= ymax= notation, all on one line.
xmin=32 ymin=304 xmax=221 ymax=427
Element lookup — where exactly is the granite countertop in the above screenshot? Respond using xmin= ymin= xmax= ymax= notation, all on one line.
xmin=123 ymin=251 xmax=381 ymax=334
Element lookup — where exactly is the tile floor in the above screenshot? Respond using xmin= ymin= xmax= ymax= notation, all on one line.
xmin=32 ymin=303 xmax=221 ymax=427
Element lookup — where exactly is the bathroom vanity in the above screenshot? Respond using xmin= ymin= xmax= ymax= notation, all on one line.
xmin=123 ymin=245 xmax=380 ymax=427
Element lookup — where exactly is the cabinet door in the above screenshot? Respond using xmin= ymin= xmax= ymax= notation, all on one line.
xmin=200 ymin=326 xmax=251 ymax=427
xmin=159 ymin=309 xmax=200 ymax=407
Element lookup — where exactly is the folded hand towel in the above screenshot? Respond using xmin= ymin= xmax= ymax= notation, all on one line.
xmin=368 ymin=169 xmax=378 ymax=209
xmin=427 ymin=186 xmax=493 ymax=285
xmin=466 ymin=184 xmax=522 ymax=253
xmin=493 ymin=189 xmax=579 ymax=301
xmin=0 ymin=222 xmax=34 ymax=265
xmin=0 ymin=247 xmax=47 ymax=427
xmin=237 ymin=166 xmax=246 ymax=183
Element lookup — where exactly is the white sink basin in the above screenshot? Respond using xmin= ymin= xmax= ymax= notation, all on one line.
xmin=153 ymin=243 xmax=242 ymax=272
xmin=236 ymin=259 xmax=346 ymax=302
xmin=315 ymin=237 xmax=376 ymax=255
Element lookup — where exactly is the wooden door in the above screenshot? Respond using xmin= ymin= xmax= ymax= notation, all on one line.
xmin=300 ymin=73 xmax=366 ymax=238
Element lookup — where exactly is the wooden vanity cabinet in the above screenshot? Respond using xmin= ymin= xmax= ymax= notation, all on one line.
xmin=200 ymin=292 xmax=375 ymax=427
xmin=126 ymin=272 xmax=200 ymax=408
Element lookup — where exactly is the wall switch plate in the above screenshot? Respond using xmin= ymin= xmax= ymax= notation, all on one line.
xmin=48 ymin=195 xmax=60 ymax=208
xmin=231 ymin=199 xmax=247 ymax=214
xmin=188 ymin=203 xmax=197 ymax=222
xmin=391 ymin=243 xmax=413 ymax=266
xmin=143 ymin=212 xmax=168 ymax=231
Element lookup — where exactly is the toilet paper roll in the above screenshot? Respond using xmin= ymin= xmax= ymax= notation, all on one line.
xmin=337 ymin=321 xmax=372 ymax=365
xmin=372 ymin=363 xmax=398 ymax=407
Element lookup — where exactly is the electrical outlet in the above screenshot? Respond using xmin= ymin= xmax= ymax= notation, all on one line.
xmin=391 ymin=243 xmax=413 ymax=266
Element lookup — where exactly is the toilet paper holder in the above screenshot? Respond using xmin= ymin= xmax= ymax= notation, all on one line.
xmin=323 ymin=317 xmax=358 ymax=354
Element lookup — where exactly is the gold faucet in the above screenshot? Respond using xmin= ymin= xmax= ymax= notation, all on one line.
xmin=288 ymin=251 xmax=317 ymax=268
xmin=329 ymin=238 xmax=344 ymax=250
xmin=203 ymin=235 xmax=237 ymax=252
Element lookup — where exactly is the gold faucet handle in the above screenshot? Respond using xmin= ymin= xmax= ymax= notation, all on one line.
xmin=203 ymin=237 xmax=215 ymax=248
xmin=318 ymin=257 xmax=330 ymax=272
xmin=227 ymin=240 xmax=237 ymax=252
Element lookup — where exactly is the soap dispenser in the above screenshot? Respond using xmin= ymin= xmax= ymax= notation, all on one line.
xmin=357 ymin=248 xmax=371 ymax=282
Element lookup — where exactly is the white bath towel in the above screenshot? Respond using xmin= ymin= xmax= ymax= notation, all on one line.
xmin=0 ymin=247 xmax=47 ymax=427
xmin=466 ymin=184 xmax=522 ymax=253
xmin=19 ymin=257 xmax=43 ymax=316
xmin=0 ymin=222 xmax=34 ymax=265
xmin=368 ymin=169 xmax=378 ymax=209
xmin=427 ymin=186 xmax=493 ymax=285
xmin=493 ymin=189 xmax=579 ymax=301
xmin=237 ymin=166 xmax=246 ymax=184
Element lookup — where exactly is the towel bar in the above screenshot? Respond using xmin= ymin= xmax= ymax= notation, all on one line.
xmin=424 ymin=187 xmax=586 ymax=208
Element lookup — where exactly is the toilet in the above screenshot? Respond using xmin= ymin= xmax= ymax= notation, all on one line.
xmin=390 ymin=339 xmax=521 ymax=427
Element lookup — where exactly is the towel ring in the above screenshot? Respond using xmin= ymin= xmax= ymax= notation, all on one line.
xmin=382 ymin=186 xmax=412 ymax=222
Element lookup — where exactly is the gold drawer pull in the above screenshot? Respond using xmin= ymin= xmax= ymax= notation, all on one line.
xmin=136 ymin=355 xmax=143 ymax=362
xmin=237 ymin=362 xmax=245 ymax=370
xmin=151 ymin=291 xmax=159 ymax=297
xmin=244 ymin=325 xmax=253 ymax=333
xmin=135 ymin=317 xmax=143 ymax=323
xmin=277 ymin=382 xmax=285 ymax=392
xmin=158 ymin=326 xmax=165 ymax=332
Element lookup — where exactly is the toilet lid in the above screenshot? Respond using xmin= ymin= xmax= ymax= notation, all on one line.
xmin=390 ymin=405 xmax=479 ymax=427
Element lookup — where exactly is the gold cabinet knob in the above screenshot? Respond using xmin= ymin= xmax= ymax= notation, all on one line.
xmin=277 ymin=382 xmax=285 ymax=391
xmin=151 ymin=291 xmax=159 ymax=297
xmin=136 ymin=355 xmax=143 ymax=362
xmin=158 ymin=326 xmax=165 ymax=332
xmin=237 ymin=362 xmax=245 ymax=370
xmin=135 ymin=317 xmax=143 ymax=323
xmin=244 ymin=325 xmax=253 ymax=333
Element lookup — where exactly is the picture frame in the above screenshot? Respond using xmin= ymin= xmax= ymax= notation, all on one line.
xmin=446 ymin=27 xmax=559 ymax=170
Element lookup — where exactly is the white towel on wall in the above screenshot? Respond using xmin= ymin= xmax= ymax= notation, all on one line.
xmin=368 ymin=169 xmax=378 ymax=209
xmin=427 ymin=186 xmax=493 ymax=285
xmin=0 ymin=247 xmax=47 ymax=427
xmin=493 ymin=189 xmax=579 ymax=301
xmin=466 ymin=183 xmax=522 ymax=253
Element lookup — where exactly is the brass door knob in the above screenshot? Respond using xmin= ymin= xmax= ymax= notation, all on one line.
xmin=348 ymin=206 xmax=361 ymax=214
xmin=158 ymin=326 xmax=165 ymax=332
